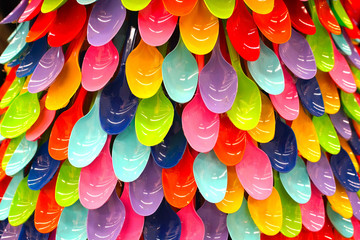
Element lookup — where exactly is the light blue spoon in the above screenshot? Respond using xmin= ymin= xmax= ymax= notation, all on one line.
xmin=7 ymin=23 xmax=24 ymax=42
xmin=5 ymin=135 xmax=37 ymax=176
xmin=193 ymin=150 xmax=227 ymax=203
xmin=68 ymin=92 xmax=107 ymax=168
xmin=280 ymin=156 xmax=311 ymax=204
xmin=112 ymin=119 xmax=150 ymax=182
xmin=56 ymin=200 xmax=88 ymax=240
xmin=227 ymin=198 xmax=260 ymax=240
xmin=162 ymin=36 xmax=198 ymax=104
xmin=77 ymin=0 xmax=97 ymax=4
xmin=0 ymin=21 xmax=29 ymax=64
xmin=332 ymin=32 xmax=352 ymax=56
xmin=248 ymin=40 xmax=285 ymax=95
xmin=326 ymin=202 xmax=354 ymax=238
xmin=0 ymin=170 xmax=23 ymax=221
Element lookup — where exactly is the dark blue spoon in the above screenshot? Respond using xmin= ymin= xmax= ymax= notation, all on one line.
xmin=260 ymin=118 xmax=297 ymax=173
xmin=296 ymin=77 xmax=325 ymax=117
xmin=329 ymin=107 xmax=352 ymax=140
xmin=18 ymin=215 xmax=49 ymax=240
xmin=143 ymin=199 xmax=181 ymax=240
xmin=330 ymin=148 xmax=360 ymax=192
xmin=28 ymin=141 xmax=60 ymax=191
xmin=16 ymin=36 xmax=48 ymax=78
xmin=7 ymin=58 xmax=20 ymax=67
xmin=348 ymin=122 xmax=360 ymax=155
xmin=99 ymin=13 xmax=138 ymax=135
xmin=0 ymin=219 xmax=8 ymax=238
xmin=151 ymin=109 xmax=186 ymax=168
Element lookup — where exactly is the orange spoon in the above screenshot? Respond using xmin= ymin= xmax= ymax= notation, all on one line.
xmin=314 ymin=0 xmax=341 ymax=35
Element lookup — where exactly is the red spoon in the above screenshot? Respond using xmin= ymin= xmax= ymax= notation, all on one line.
xmin=314 ymin=0 xmax=341 ymax=35
xmin=26 ymin=11 xmax=57 ymax=43
xmin=283 ymin=0 xmax=316 ymax=35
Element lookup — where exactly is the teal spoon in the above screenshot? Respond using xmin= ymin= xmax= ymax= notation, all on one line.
xmin=332 ymin=33 xmax=352 ymax=56
xmin=0 ymin=170 xmax=23 ymax=221
xmin=77 ymin=0 xmax=97 ymax=4
xmin=326 ymin=202 xmax=354 ymax=238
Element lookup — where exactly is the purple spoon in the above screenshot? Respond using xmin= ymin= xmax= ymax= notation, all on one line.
xmin=279 ymin=28 xmax=317 ymax=80
xmin=28 ymin=47 xmax=65 ymax=93
xmin=87 ymin=0 xmax=126 ymax=46
xmin=129 ymin=155 xmax=164 ymax=216
xmin=87 ymin=190 xmax=126 ymax=240
xmin=347 ymin=190 xmax=360 ymax=221
xmin=0 ymin=223 xmax=22 ymax=240
xmin=329 ymin=108 xmax=352 ymax=140
xmin=198 ymin=37 xmax=238 ymax=114
xmin=343 ymin=31 xmax=360 ymax=69
xmin=0 ymin=0 xmax=28 ymax=24
xmin=307 ymin=151 xmax=336 ymax=196
xmin=197 ymin=201 xmax=229 ymax=240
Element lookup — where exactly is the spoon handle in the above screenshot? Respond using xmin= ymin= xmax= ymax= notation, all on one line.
xmin=73 ymin=87 xmax=87 ymax=111
xmin=120 ymin=12 xmax=138 ymax=66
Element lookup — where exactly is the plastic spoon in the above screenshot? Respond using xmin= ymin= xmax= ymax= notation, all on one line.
xmin=179 ymin=0 xmax=219 ymax=55
xmin=193 ymin=150 xmax=227 ymax=203
xmin=203 ymin=0 xmax=234 ymax=19
xmin=77 ymin=0 xmax=97 ymax=4
xmin=274 ymin=173 xmax=302 ymax=238
xmin=151 ymin=110 xmax=186 ymax=169
xmin=121 ymin=0 xmax=151 ymax=11
xmin=330 ymin=148 xmax=360 ymax=192
xmin=41 ymin=0 xmax=67 ymax=13
xmin=330 ymin=0 xmax=353 ymax=29
xmin=248 ymin=187 xmax=283 ymax=236
xmin=307 ymin=0 xmax=335 ymax=72
xmin=45 ymin=20 xmax=86 ymax=110
xmin=8 ymin=176 xmax=40 ymax=226
xmin=34 ymin=172 xmax=64 ymax=233
xmin=326 ymin=202 xmax=354 ymax=238
xmin=215 ymin=166 xmax=244 ymax=214
xmin=0 ymin=140 xmax=11 ymax=180
xmin=260 ymin=118 xmax=297 ymax=173
xmin=327 ymin=180 xmax=353 ymax=218
xmin=47 ymin=0 xmax=86 ymax=47
xmin=99 ymin=14 xmax=138 ymax=135
xmin=197 ymin=201 xmax=228 ymax=240
xmin=341 ymin=91 xmax=360 ymax=122
xmin=0 ymin=176 xmax=12 ymax=203
xmin=112 ymin=120 xmax=150 ymax=182
xmin=279 ymin=28 xmax=316 ymax=80
xmin=135 ymin=88 xmax=174 ymax=146
xmin=226 ymin=0 xmax=260 ymax=61
xmin=26 ymin=11 xmax=57 ymax=43
xmin=28 ymin=141 xmax=60 ymax=190
xmin=162 ymin=36 xmax=199 ymax=103
xmin=25 ymin=94 xmax=56 ymax=141
xmin=1 ymin=136 xmax=23 ymax=171
xmin=79 ymin=136 xmax=117 ymax=209
xmin=87 ymin=0 xmax=126 ymax=47
xmin=291 ymin=104 xmax=321 ymax=162
xmin=0 ymin=21 xmax=29 ymax=64
xmin=162 ymin=0 xmax=198 ymax=16
xmin=227 ymin=198 xmax=260 ymax=240
xmin=248 ymin=93 xmax=275 ymax=143
xmin=316 ymin=70 xmax=340 ymax=114
xmin=87 ymin=190 xmax=125 ymax=240
xmin=279 ymin=156 xmax=311 ymax=204
xmin=347 ymin=191 xmax=360 ymax=220
xmin=18 ymin=215 xmax=49 ymax=240
xmin=0 ymin=171 xmax=23 ymax=221
xmin=343 ymin=32 xmax=360 ymax=70
xmin=236 ymin=137 xmax=273 ymax=200
xmin=253 ymin=0 xmax=291 ymax=44
xmin=138 ymin=0 xmax=177 ymax=46
xmin=299 ymin=184 xmax=325 ymax=232
xmin=283 ymin=0 xmax=316 ymax=35
xmin=55 ymin=160 xmax=81 ymax=207
xmin=162 ymin=146 xmax=197 ymax=208
xmin=16 ymin=36 xmax=48 ymax=78
xmin=0 ymin=0 xmax=28 ymax=24
xmin=0 ymin=91 xmax=40 ymax=139
xmin=5 ymin=135 xmax=37 ymax=176
xmin=56 ymin=200 xmax=88 ymax=240
xmin=313 ymin=113 xmax=341 ymax=154
xmin=306 ymin=151 xmax=336 ymax=196
xmin=314 ymin=0 xmax=341 ymax=35
xmin=243 ymin=0 xmax=274 ymax=14
xmin=0 ymin=223 xmax=22 ymax=240
xmin=117 ymin=183 xmax=144 ymax=240
xmin=129 ymin=155 xmax=164 ymax=216
xmin=198 ymin=37 xmax=237 ymax=114
xmin=247 ymin=40 xmax=284 ymax=95
xmin=351 ymin=217 xmax=360 ymax=239
xmin=332 ymin=32 xmax=352 ymax=56
xmin=18 ymin=0 xmax=43 ymax=23
xmin=296 ymin=77 xmax=325 ymax=117
xmin=0 ymin=66 xmax=18 ymax=103
xmin=81 ymin=41 xmax=119 ymax=92
xmin=0 ymin=76 xmax=25 ymax=109
xmin=48 ymin=87 xmax=87 ymax=160
xmin=177 ymin=199 xmax=205 ymax=240
xmin=126 ymin=40 xmax=164 ymax=99
xmin=68 ymin=92 xmax=107 ymax=168
xmin=339 ymin=136 xmax=359 ymax=172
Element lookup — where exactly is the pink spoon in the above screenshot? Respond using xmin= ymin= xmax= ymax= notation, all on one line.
xmin=177 ymin=199 xmax=205 ymax=240
xmin=18 ymin=0 xmax=43 ymax=23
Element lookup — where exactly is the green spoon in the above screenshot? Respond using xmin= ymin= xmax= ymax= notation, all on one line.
xmin=307 ymin=0 xmax=335 ymax=72
xmin=203 ymin=0 xmax=235 ymax=19
xmin=8 ymin=176 xmax=40 ymax=226
xmin=313 ymin=113 xmax=341 ymax=155
xmin=55 ymin=160 xmax=81 ymax=207
xmin=330 ymin=0 xmax=353 ymax=29
xmin=1 ymin=135 xmax=23 ymax=171
xmin=41 ymin=0 xmax=68 ymax=13
xmin=0 ymin=92 xmax=40 ymax=139
xmin=0 ymin=77 xmax=26 ymax=109
xmin=274 ymin=172 xmax=302 ymax=238
xmin=341 ymin=91 xmax=360 ymax=122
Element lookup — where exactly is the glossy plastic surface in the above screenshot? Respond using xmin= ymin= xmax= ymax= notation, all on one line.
xmin=0 ymin=76 xmax=25 ymax=109
xmin=0 ymin=171 xmax=23 ymax=221
xmin=18 ymin=215 xmax=49 ymax=240
xmin=162 ymin=0 xmax=197 ymax=16
xmin=296 ymin=77 xmax=325 ymax=117
xmin=314 ymin=0 xmax=341 ymax=35
xmin=18 ymin=0 xmax=42 ymax=22
xmin=177 ymin=200 xmax=205 ymax=240
xmin=26 ymin=11 xmax=57 ymax=42
xmin=316 ymin=70 xmax=340 ymax=114
xmin=313 ymin=113 xmax=340 ymax=154
xmin=0 ymin=0 xmax=27 ymax=24
xmin=326 ymin=202 xmax=354 ymax=238
xmin=327 ymin=180 xmax=353 ymax=218
xmin=203 ymin=0 xmax=235 ymax=19
xmin=283 ymin=0 xmax=316 ymax=35
xmin=121 ymin=0 xmax=151 ymax=11
xmin=41 ymin=0 xmax=67 ymax=13
xmin=243 ymin=0 xmax=274 ymax=14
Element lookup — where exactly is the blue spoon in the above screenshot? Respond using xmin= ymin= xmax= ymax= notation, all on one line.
xmin=296 ymin=77 xmax=325 ymax=117
xmin=18 ymin=215 xmax=49 ymax=240
xmin=27 ymin=141 xmax=60 ymax=191
xmin=332 ymin=32 xmax=352 ymax=56
xmin=99 ymin=13 xmax=138 ymax=135
xmin=348 ymin=122 xmax=360 ymax=155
